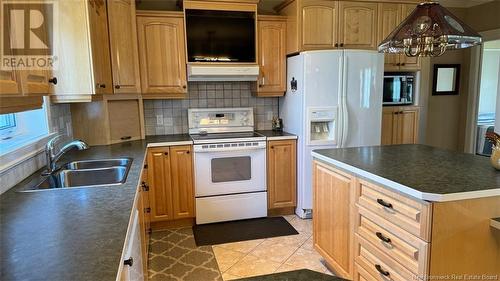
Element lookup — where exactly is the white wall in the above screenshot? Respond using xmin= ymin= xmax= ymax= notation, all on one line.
xmin=478 ymin=50 xmax=500 ymax=115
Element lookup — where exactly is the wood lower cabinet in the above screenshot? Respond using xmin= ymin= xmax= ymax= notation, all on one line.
xmin=255 ymin=16 xmax=287 ymax=97
xmin=313 ymin=161 xmax=355 ymax=278
xmin=147 ymin=145 xmax=195 ymax=224
xmin=267 ymin=139 xmax=297 ymax=210
xmin=107 ymin=0 xmax=141 ymax=94
xmin=313 ymin=160 xmax=500 ymax=281
xmin=169 ymin=146 xmax=195 ymax=219
xmin=381 ymin=106 xmax=419 ymax=145
xmin=137 ymin=11 xmax=188 ymax=98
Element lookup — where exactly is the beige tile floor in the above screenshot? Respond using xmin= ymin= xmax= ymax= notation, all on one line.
xmin=211 ymin=215 xmax=334 ymax=280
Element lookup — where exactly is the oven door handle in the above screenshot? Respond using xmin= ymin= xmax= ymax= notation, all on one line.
xmin=194 ymin=146 xmax=266 ymax=153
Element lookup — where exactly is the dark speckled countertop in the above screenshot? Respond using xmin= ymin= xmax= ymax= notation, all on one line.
xmin=312 ymin=144 xmax=500 ymax=202
xmin=0 ymin=135 xmax=192 ymax=281
xmin=256 ymin=130 xmax=297 ymax=140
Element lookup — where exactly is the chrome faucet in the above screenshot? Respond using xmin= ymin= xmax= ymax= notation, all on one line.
xmin=44 ymin=135 xmax=89 ymax=175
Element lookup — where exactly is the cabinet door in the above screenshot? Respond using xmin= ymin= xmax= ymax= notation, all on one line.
xmin=378 ymin=3 xmax=400 ymax=70
xmin=0 ymin=69 xmax=22 ymax=95
xmin=338 ymin=1 xmax=378 ymax=50
xmin=107 ymin=0 xmax=141 ymax=93
xmin=137 ymin=15 xmax=187 ymax=96
xmin=147 ymin=147 xmax=174 ymax=222
xmin=381 ymin=107 xmax=395 ymax=145
xmin=313 ymin=161 xmax=354 ymax=279
xmin=169 ymin=145 xmax=195 ymax=219
xmin=267 ymin=140 xmax=297 ymax=209
xmin=257 ymin=19 xmax=286 ymax=96
xmin=399 ymin=4 xmax=420 ymax=70
xmin=397 ymin=107 xmax=419 ymax=144
xmin=301 ymin=0 xmax=338 ymax=50
xmin=88 ymin=0 xmax=113 ymax=94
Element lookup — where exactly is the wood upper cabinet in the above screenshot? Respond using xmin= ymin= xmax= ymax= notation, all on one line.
xmin=147 ymin=147 xmax=174 ymax=222
xmin=301 ymin=0 xmax=338 ymax=50
xmin=377 ymin=3 xmax=400 ymax=67
xmin=378 ymin=2 xmax=420 ymax=71
xmin=107 ymin=0 xmax=141 ymax=94
xmin=88 ymin=0 xmax=113 ymax=95
xmin=169 ymin=145 xmax=195 ymax=219
xmin=313 ymin=161 xmax=355 ymax=279
xmin=147 ymin=145 xmax=195 ymax=223
xmin=381 ymin=106 xmax=419 ymax=145
xmin=338 ymin=1 xmax=378 ymax=49
xmin=267 ymin=139 xmax=297 ymax=209
xmin=256 ymin=16 xmax=287 ymax=97
xmin=137 ymin=12 xmax=187 ymax=97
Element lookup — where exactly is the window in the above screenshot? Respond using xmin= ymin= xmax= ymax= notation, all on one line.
xmin=0 ymin=114 xmax=16 ymax=131
xmin=0 ymin=106 xmax=49 ymax=155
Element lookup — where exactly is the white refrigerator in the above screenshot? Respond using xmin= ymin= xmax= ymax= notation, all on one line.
xmin=279 ymin=50 xmax=384 ymax=218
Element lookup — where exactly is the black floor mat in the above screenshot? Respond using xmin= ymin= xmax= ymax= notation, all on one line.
xmin=233 ymin=269 xmax=345 ymax=281
xmin=192 ymin=217 xmax=299 ymax=246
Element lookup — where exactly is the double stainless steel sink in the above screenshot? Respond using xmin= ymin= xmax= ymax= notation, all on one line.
xmin=26 ymin=158 xmax=133 ymax=191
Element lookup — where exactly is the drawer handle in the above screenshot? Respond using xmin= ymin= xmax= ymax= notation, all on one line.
xmin=377 ymin=198 xmax=393 ymax=209
xmin=376 ymin=232 xmax=392 ymax=244
xmin=120 ymin=136 xmax=132 ymax=140
xmin=375 ymin=264 xmax=390 ymax=277
xmin=124 ymin=257 xmax=133 ymax=267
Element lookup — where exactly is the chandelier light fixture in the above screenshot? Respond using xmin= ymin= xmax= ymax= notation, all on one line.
xmin=378 ymin=1 xmax=482 ymax=57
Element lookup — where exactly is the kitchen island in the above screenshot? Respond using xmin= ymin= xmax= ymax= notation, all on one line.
xmin=311 ymin=145 xmax=500 ymax=281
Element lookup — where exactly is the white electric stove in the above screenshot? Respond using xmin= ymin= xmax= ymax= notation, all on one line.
xmin=188 ymin=108 xmax=267 ymax=224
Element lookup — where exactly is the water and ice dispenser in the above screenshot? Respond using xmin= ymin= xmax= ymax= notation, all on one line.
xmin=307 ymin=107 xmax=338 ymax=145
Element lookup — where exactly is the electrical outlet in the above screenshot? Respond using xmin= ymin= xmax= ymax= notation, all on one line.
xmin=156 ymin=115 xmax=164 ymax=125
xmin=267 ymin=111 xmax=274 ymax=121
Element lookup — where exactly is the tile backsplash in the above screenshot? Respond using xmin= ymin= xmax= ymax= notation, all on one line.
xmin=144 ymin=82 xmax=279 ymax=135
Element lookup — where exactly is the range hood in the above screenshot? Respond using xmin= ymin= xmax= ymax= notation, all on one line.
xmin=187 ymin=65 xmax=260 ymax=82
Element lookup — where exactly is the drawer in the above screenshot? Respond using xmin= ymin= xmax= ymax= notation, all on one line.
xmin=356 ymin=180 xmax=432 ymax=241
xmin=356 ymin=206 xmax=429 ymax=276
xmin=354 ymin=262 xmax=377 ymax=281
xmin=355 ymin=234 xmax=417 ymax=281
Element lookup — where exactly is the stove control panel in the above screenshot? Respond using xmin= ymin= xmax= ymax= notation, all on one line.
xmin=188 ymin=108 xmax=255 ymax=134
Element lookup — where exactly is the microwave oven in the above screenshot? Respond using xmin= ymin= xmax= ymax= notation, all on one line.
xmin=383 ymin=74 xmax=414 ymax=105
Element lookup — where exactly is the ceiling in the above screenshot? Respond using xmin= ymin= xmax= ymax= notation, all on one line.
xmin=136 ymin=0 xmax=496 ymax=13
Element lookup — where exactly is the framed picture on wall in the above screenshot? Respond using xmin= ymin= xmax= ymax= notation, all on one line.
xmin=432 ymin=64 xmax=461 ymax=95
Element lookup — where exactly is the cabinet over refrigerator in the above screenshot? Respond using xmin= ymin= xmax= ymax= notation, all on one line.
xmin=280 ymin=50 xmax=384 ymax=218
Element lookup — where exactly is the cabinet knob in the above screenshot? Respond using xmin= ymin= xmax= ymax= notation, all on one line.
xmin=271 ymin=146 xmax=274 ymax=149
xmin=115 ymin=85 xmax=121 ymax=89
xmin=183 ymin=85 xmax=187 ymax=89
xmin=144 ymin=207 xmax=151 ymax=213
xmin=49 ymin=77 xmax=58 ymax=85
xmin=164 ymin=152 xmax=168 ymax=156
xmin=124 ymin=257 xmax=133 ymax=267
xmin=334 ymin=43 xmax=339 ymax=47
xmin=100 ymin=84 xmax=106 ymax=88
xmin=394 ymin=111 xmax=399 ymax=115
xmin=401 ymin=63 xmax=406 ymax=66
xmin=340 ymin=43 xmax=344 ymax=47
xmin=375 ymin=264 xmax=390 ymax=276
xmin=186 ymin=150 xmax=190 ymax=154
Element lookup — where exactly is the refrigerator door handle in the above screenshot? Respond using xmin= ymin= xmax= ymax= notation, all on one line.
xmin=337 ymin=55 xmax=344 ymax=147
xmin=341 ymin=55 xmax=349 ymax=148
